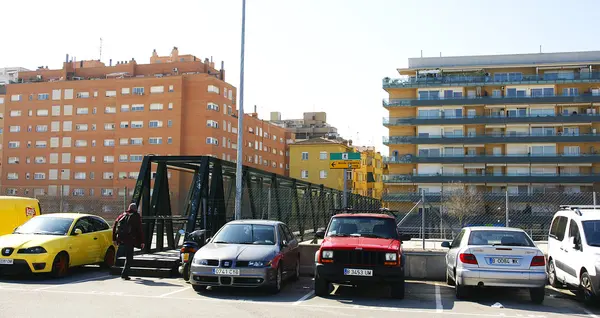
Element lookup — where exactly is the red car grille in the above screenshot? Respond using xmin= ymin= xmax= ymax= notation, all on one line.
xmin=333 ymin=250 xmax=386 ymax=266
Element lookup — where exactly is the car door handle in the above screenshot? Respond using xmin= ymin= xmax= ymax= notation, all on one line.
xmin=93 ymin=237 xmax=98 ymax=240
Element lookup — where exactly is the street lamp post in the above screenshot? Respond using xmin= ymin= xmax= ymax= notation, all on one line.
xmin=234 ymin=0 xmax=247 ymax=220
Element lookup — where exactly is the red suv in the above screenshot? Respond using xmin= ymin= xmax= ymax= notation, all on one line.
xmin=314 ymin=211 xmax=410 ymax=299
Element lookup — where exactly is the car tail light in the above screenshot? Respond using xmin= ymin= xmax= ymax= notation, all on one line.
xmin=180 ymin=247 xmax=197 ymax=253
xmin=530 ymin=256 xmax=545 ymax=267
xmin=459 ymin=253 xmax=478 ymax=265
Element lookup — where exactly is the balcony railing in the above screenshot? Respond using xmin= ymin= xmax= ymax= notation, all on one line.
xmin=382 ymin=72 xmax=600 ymax=88
xmin=381 ymin=191 xmax=593 ymax=202
xmin=383 ymin=113 xmax=600 ymax=126
xmin=382 ymin=93 xmax=600 ymax=107
xmin=383 ymin=173 xmax=600 ymax=184
xmin=383 ymin=153 xmax=600 ymax=164
xmin=383 ymin=132 xmax=600 ymax=145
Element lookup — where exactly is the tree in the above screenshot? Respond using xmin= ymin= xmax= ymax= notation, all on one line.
xmin=444 ymin=184 xmax=485 ymax=227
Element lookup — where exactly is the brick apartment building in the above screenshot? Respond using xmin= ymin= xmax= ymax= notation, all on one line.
xmin=1 ymin=47 xmax=292 ymax=200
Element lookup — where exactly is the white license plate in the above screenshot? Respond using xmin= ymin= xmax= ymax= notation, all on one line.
xmin=344 ymin=268 xmax=373 ymax=276
xmin=0 ymin=259 xmax=14 ymax=265
xmin=213 ymin=268 xmax=240 ymax=276
xmin=491 ymin=258 xmax=519 ymax=265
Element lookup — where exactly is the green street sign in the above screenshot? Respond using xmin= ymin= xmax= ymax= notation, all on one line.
xmin=330 ymin=152 xmax=361 ymax=161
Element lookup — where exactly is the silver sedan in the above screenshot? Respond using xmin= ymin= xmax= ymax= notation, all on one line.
xmin=189 ymin=220 xmax=300 ymax=294
xmin=442 ymin=227 xmax=547 ymax=303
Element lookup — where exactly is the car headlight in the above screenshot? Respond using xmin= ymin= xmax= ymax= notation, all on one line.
xmin=17 ymin=246 xmax=47 ymax=254
xmin=193 ymin=258 xmax=208 ymax=265
xmin=322 ymin=250 xmax=334 ymax=259
xmin=248 ymin=261 xmax=271 ymax=267
xmin=385 ymin=253 xmax=397 ymax=262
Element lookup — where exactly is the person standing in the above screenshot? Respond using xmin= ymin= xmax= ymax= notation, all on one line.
xmin=112 ymin=203 xmax=145 ymax=280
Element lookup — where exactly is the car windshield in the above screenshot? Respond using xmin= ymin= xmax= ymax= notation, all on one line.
xmin=212 ymin=224 xmax=275 ymax=245
xmin=582 ymin=220 xmax=600 ymax=247
xmin=468 ymin=230 xmax=534 ymax=247
xmin=14 ymin=217 xmax=73 ymax=235
xmin=326 ymin=217 xmax=398 ymax=239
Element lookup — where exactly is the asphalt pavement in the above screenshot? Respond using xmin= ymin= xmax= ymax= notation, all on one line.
xmin=0 ymin=267 xmax=598 ymax=318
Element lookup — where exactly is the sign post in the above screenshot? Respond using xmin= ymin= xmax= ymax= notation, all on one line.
xmin=330 ymin=152 xmax=361 ymax=208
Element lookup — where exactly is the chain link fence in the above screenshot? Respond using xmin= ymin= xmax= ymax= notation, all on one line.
xmin=391 ymin=190 xmax=595 ymax=241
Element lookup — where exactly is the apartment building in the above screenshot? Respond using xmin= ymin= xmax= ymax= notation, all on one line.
xmin=1 ymin=47 xmax=290 ymax=198
xmin=270 ymin=111 xmax=345 ymax=142
xmin=0 ymin=67 xmax=30 ymax=85
xmin=382 ymin=50 xmax=600 ymax=208
xmin=352 ymin=146 xmax=384 ymax=199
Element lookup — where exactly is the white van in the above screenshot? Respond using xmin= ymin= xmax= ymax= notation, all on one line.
xmin=547 ymin=205 xmax=600 ymax=305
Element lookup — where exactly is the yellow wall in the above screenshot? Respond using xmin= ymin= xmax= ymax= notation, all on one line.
xmin=352 ymin=149 xmax=384 ymax=199
xmin=289 ymin=142 xmax=350 ymax=190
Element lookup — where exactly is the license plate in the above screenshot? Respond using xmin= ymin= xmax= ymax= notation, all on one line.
xmin=213 ymin=268 xmax=240 ymax=276
xmin=182 ymin=254 xmax=189 ymax=262
xmin=491 ymin=257 xmax=519 ymax=265
xmin=0 ymin=259 xmax=14 ymax=265
xmin=344 ymin=268 xmax=373 ymax=276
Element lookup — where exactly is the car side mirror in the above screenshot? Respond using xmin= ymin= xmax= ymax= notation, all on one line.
xmin=315 ymin=230 xmax=325 ymax=239
xmin=73 ymin=228 xmax=83 ymax=236
xmin=400 ymin=234 xmax=411 ymax=242
xmin=441 ymin=241 xmax=451 ymax=248
xmin=281 ymin=240 xmax=288 ymax=247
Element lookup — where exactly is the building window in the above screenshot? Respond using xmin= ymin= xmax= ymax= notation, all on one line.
xmin=7 ymin=173 xmax=18 ymax=180
xmin=62 ymin=137 xmax=72 ymax=147
xmin=149 ymin=137 xmax=162 ymax=145
xmin=206 ymin=137 xmax=219 ymax=145
xmin=207 ymin=120 xmax=219 ymax=128
xmin=208 ymin=85 xmax=220 ymax=94
xmin=168 ymin=103 xmax=173 ymax=110
xmin=63 ymin=121 xmax=72 ymax=132
xmin=120 ymin=121 xmax=129 ymax=128
xmin=72 ymin=189 xmax=85 ymax=196
xmin=120 ymin=138 xmax=129 ymax=145
xmin=167 ymin=137 xmax=173 ymax=144
xmin=104 ymin=139 xmax=115 ymax=147
xmin=320 ymin=170 xmax=327 ymax=179
xmin=121 ymin=88 xmax=130 ymax=95
xmin=106 ymin=90 xmax=117 ymax=97
xmin=77 ymin=92 xmax=90 ymax=99
xmin=301 ymin=170 xmax=309 ymax=179
xmin=149 ymin=103 xmax=163 ymax=111
xmin=119 ymin=154 xmax=128 ymax=162
xmin=105 ymin=106 xmax=117 ymax=114
xmin=35 ymin=141 xmax=47 ymax=148
xmin=38 ymin=93 xmax=49 ymax=100
xmin=8 ymin=141 xmax=19 ymax=149
xmin=131 ymin=121 xmax=143 ymax=128
xmin=207 ymin=103 xmax=219 ymax=111
xmin=150 ymin=86 xmax=164 ymax=94
xmin=11 ymin=95 xmax=21 ymax=102
xmin=64 ymin=105 xmax=73 ymax=116
xmin=102 ymin=189 xmax=114 ymax=197
xmin=121 ymin=104 xmax=130 ymax=112
xmin=37 ymin=109 xmax=49 ymax=117
xmin=319 ymin=151 xmax=327 ymax=160
xmin=76 ymin=124 xmax=88 ymax=131
xmin=10 ymin=110 xmax=21 ymax=117
xmin=302 ymin=152 xmax=309 ymax=160
xmin=169 ymin=85 xmax=174 ymax=92
xmin=130 ymin=138 xmax=143 ymax=145
xmin=103 ymin=156 xmax=114 ymax=163
xmin=149 ymin=120 xmax=163 ymax=128
xmin=133 ymin=87 xmax=144 ymax=95
xmin=76 ymin=107 xmax=89 ymax=115
xmin=130 ymin=155 xmax=143 ymax=162
xmin=9 ymin=126 xmax=20 ymax=133
xmin=74 ymin=140 xmax=87 ymax=147
xmin=7 ymin=157 xmax=19 ymax=164
xmin=103 ymin=172 xmax=114 ymax=180
xmin=33 ymin=173 xmax=46 ymax=180
xmin=74 ymin=156 xmax=86 ymax=164
xmin=131 ymin=104 xmax=144 ymax=112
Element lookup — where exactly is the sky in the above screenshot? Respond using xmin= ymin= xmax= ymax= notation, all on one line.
xmin=2 ymin=0 xmax=600 ymax=154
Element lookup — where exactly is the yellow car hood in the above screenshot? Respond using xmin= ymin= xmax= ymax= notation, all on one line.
xmin=0 ymin=234 xmax=64 ymax=249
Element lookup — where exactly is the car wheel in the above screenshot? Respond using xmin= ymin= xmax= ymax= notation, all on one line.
xmin=390 ymin=277 xmax=405 ymax=299
xmin=192 ymin=284 xmax=207 ymax=292
xmin=51 ymin=252 xmax=69 ymax=278
xmin=548 ymin=260 xmax=560 ymax=288
xmin=530 ymin=287 xmax=545 ymax=304
xmin=314 ymin=275 xmax=330 ymax=297
xmin=291 ymin=259 xmax=300 ymax=282
xmin=446 ymin=268 xmax=455 ymax=286
xmin=269 ymin=266 xmax=283 ymax=294
xmin=182 ymin=263 xmax=191 ymax=282
xmin=580 ymin=271 xmax=596 ymax=306
xmin=101 ymin=247 xmax=115 ymax=269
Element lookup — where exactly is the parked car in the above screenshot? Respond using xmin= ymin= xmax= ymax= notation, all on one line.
xmin=547 ymin=205 xmax=600 ymax=305
xmin=0 ymin=213 xmax=115 ymax=277
xmin=442 ymin=227 xmax=546 ymax=304
xmin=314 ymin=211 xmax=411 ymax=299
xmin=0 ymin=196 xmax=42 ymax=236
xmin=189 ymin=220 xmax=299 ymax=293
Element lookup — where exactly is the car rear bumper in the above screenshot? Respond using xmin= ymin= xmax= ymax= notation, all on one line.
xmin=315 ymin=263 xmax=404 ymax=284
xmin=457 ymin=268 xmax=546 ymax=288
xmin=189 ymin=265 xmax=275 ymax=288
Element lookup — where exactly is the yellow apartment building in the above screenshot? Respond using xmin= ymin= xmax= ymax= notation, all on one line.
xmin=352 ymin=146 xmax=384 ymax=199
xmin=382 ymin=50 xmax=600 ymax=211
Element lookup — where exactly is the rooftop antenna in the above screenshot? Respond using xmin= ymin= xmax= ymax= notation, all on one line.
xmin=99 ymin=38 xmax=103 ymax=61
xmin=440 ymin=52 xmax=442 ymax=57
xmin=421 ymin=50 xmax=423 ymax=58
xmin=539 ymin=45 xmax=542 ymax=53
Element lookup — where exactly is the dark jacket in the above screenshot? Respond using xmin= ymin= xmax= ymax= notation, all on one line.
xmin=112 ymin=211 xmax=144 ymax=248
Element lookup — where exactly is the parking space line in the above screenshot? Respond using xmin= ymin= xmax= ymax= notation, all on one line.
xmin=34 ymin=275 xmax=112 ymax=291
xmin=157 ymin=287 xmax=190 ymax=298
xmin=293 ymin=290 xmax=314 ymax=305
xmin=435 ymin=283 xmax=443 ymax=313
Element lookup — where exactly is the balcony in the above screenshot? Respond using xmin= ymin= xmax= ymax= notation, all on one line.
xmin=383 ymin=93 xmax=600 ymax=108
xmin=383 ymin=153 xmax=600 ymax=164
xmin=382 ymin=72 xmax=600 ymax=89
xmin=382 ymin=191 xmax=594 ymax=203
xmin=383 ymin=133 xmax=600 ymax=145
xmin=383 ymin=173 xmax=600 ymax=184
xmin=383 ymin=113 xmax=600 ymax=126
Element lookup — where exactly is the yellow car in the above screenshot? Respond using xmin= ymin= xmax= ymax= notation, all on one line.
xmin=0 ymin=213 xmax=116 ymax=277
